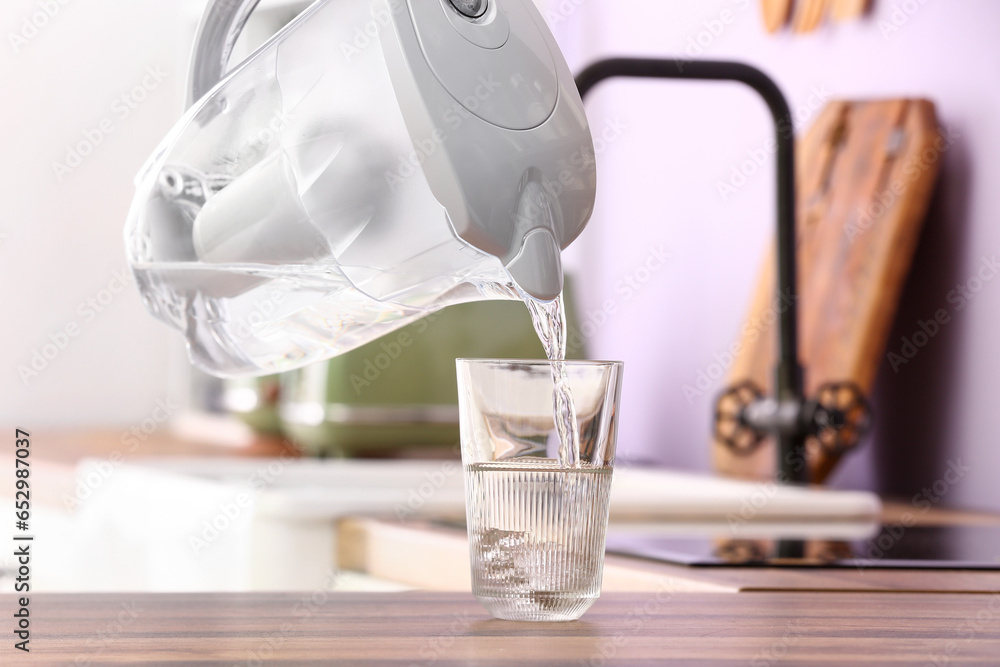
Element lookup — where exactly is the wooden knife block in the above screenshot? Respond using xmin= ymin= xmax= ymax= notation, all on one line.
xmin=714 ymin=99 xmax=942 ymax=483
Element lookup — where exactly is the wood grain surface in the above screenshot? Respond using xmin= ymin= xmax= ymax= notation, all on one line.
xmin=714 ymin=100 xmax=942 ymax=483
xmin=8 ymin=591 xmax=1000 ymax=665
xmin=19 ymin=428 xmax=298 ymax=466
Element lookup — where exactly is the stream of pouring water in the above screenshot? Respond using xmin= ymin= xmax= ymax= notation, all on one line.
xmin=525 ymin=294 xmax=581 ymax=468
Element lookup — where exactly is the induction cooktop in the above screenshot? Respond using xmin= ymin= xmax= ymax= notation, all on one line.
xmin=605 ymin=525 xmax=1000 ymax=569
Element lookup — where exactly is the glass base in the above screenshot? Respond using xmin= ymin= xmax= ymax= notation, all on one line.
xmin=476 ymin=593 xmax=598 ymax=622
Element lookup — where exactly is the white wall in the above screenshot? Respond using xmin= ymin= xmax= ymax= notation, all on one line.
xmin=1 ymin=0 xmax=193 ymax=427
xmin=0 ymin=0 xmax=305 ymax=427
xmin=548 ymin=0 xmax=1000 ymax=510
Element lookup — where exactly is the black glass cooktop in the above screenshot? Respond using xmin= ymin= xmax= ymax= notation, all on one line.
xmin=605 ymin=525 xmax=1000 ymax=569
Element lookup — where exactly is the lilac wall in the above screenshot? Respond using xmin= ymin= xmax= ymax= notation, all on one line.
xmin=550 ymin=1 xmax=1000 ymax=510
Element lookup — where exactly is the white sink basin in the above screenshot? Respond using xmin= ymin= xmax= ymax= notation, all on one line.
xmin=67 ymin=457 xmax=880 ymax=592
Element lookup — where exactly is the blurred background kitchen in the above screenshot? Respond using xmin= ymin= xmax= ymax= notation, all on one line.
xmin=2 ymin=0 xmax=999 ymax=592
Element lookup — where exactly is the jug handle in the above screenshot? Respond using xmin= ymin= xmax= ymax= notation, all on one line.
xmin=187 ymin=0 xmax=262 ymax=108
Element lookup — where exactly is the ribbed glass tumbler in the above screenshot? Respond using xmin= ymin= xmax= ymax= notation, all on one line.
xmin=456 ymin=359 xmax=623 ymax=621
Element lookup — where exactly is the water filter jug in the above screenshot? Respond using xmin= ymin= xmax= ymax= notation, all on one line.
xmin=124 ymin=0 xmax=596 ymax=376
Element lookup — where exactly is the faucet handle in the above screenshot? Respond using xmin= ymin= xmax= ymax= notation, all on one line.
xmin=805 ymin=382 xmax=872 ymax=456
xmin=713 ymin=380 xmax=873 ymax=479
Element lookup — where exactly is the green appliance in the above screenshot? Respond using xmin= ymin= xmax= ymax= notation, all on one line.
xmin=277 ymin=285 xmax=584 ymax=457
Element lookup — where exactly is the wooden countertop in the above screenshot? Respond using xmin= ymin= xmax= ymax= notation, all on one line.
xmin=10 ymin=591 xmax=1000 ymax=665
xmin=338 ymin=518 xmax=1000 ymax=595
xmin=23 ymin=427 xmax=298 ymax=465
xmin=11 ymin=431 xmax=1000 ymax=663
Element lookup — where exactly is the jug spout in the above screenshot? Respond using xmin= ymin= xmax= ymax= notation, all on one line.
xmin=507 ymin=228 xmax=563 ymax=302
xmin=504 ymin=175 xmax=566 ymax=301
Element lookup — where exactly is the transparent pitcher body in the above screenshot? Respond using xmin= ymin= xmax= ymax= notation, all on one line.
xmin=125 ymin=0 xmax=597 ymax=377
xmin=126 ymin=0 xmax=516 ymax=376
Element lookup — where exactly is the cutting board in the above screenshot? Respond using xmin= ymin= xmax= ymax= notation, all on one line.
xmin=830 ymin=0 xmax=870 ymax=21
xmin=763 ymin=0 xmax=870 ymax=32
xmin=713 ymin=100 xmax=942 ymax=483
xmin=792 ymin=0 xmax=830 ymax=33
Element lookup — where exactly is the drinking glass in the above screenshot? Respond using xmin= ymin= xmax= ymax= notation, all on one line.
xmin=456 ymin=359 xmax=623 ymax=621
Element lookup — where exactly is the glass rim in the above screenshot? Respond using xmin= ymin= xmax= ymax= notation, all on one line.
xmin=456 ymin=358 xmax=623 ymax=368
